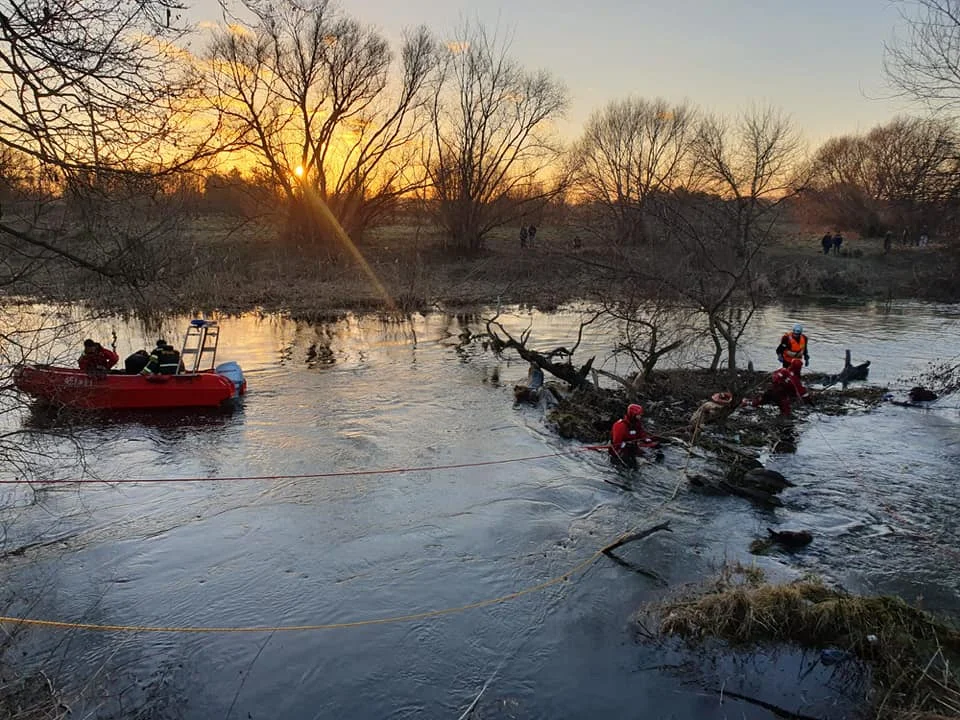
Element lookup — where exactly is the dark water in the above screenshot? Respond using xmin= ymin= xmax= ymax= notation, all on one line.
xmin=1 ymin=301 xmax=958 ymax=719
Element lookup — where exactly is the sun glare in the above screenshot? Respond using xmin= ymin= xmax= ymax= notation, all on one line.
xmin=294 ymin=165 xmax=304 ymax=178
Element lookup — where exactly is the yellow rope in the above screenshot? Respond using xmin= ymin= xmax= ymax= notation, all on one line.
xmin=0 ymin=515 xmax=664 ymax=634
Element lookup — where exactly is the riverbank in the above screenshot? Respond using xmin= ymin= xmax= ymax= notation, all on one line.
xmin=8 ymin=215 xmax=958 ymax=317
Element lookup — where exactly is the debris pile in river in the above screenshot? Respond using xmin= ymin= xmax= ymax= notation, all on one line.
xmin=653 ymin=568 xmax=960 ymax=720
xmin=544 ymin=368 xmax=887 ymax=505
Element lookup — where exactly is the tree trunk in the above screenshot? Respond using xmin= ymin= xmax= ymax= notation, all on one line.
xmin=727 ymin=337 xmax=737 ymax=371
xmin=708 ymin=319 xmax=723 ymax=371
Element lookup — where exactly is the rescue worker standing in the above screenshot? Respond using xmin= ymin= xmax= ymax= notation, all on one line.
xmin=776 ymin=323 xmax=809 ymax=368
xmin=610 ymin=403 xmax=654 ymax=469
xmin=756 ymin=358 xmax=809 ymax=416
xmin=78 ymin=339 xmax=119 ymax=374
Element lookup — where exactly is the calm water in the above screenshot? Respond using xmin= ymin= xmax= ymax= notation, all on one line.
xmin=1 ymin=301 xmax=958 ymax=719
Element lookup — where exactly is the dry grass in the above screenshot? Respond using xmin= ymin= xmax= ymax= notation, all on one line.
xmin=5 ymin=212 xmax=958 ymax=315
xmin=0 ymin=669 xmax=66 ymax=720
xmin=659 ymin=571 xmax=960 ymax=719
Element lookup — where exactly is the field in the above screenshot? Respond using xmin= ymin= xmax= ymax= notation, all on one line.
xmin=15 ymin=214 xmax=959 ymax=317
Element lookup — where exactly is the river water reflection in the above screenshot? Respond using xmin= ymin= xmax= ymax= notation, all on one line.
xmin=1 ymin=300 xmax=958 ymax=719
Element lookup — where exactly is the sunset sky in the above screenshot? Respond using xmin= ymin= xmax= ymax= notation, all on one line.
xmin=190 ymin=0 xmax=918 ymax=145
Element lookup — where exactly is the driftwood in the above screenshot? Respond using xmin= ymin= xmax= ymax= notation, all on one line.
xmin=485 ymin=313 xmax=598 ymax=389
xmin=602 ymin=520 xmax=672 ymax=554
xmin=823 ymin=350 xmax=870 ymax=389
xmin=705 ymin=687 xmax=822 ymax=720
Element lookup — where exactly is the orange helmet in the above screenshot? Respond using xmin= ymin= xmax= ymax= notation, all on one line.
xmin=626 ymin=403 xmax=644 ymax=419
xmin=790 ymin=358 xmax=803 ymax=371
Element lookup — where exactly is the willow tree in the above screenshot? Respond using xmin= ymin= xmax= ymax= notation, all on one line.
xmin=206 ymin=0 xmax=435 ymax=247
xmin=572 ymin=98 xmax=698 ymax=245
xmin=428 ymin=21 xmax=568 ymax=251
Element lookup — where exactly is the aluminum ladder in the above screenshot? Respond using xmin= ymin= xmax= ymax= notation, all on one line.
xmin=179 ymin=319 xmax=220 ymax=373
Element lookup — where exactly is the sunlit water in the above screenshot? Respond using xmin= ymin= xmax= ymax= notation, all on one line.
xmin=1 ymin=301 xmax=958 ymax=719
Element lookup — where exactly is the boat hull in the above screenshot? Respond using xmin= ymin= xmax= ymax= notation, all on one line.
xmin=13 ymin=365 xmax=240 ymax=410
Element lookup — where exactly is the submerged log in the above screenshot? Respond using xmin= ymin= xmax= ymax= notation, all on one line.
xmin=909 ymin=386 xmax=938 ymax=402
xmin=824 ymin=350 xmax=870 ymax=388
xmin=741 ymin=468 xmax=794 ymax=493
xmin=766 ymin=528 xmax=813 ymax=547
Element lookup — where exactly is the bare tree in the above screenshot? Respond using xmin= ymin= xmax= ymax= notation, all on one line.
xmin=598 ymin=286 xmax=698 ymax=384
xmin=663 ymin=107 xmax=806 ymax=370
xmin=206 ymin=0 xmax=435 ymax=246
xmin=428 ymin=20 xmax=568 ymax=251
xmin=572 ymin=98 xmax=698 ymax=244
xmin=806 ymin=116 xmax=960 ymax=234
xmin=0 ymin=0 xmax=226 ymax=296
xmin=885 ymin=0 xmax=960 ymax=110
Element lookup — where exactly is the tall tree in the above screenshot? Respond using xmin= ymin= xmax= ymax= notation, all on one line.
xmin=665 ymin=107 xmax=805 ymax=370
xmin=0 ymin=0 xmax=215 ymax=289
xmin=885 ymin=0 xmax=960 ymax=110
xmin=428 ymin=20 xmax=568 ymax=251
xmin=572 ymin=98 xmax=698 ymax=245
xmin=207 ymin=0 xmax=435 ymax=246
xmin=807 ymin=117 xmax=960 ymax=234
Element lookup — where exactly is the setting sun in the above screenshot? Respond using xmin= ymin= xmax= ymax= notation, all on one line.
xmin=293 ymin=165 xmax=304 ymax=178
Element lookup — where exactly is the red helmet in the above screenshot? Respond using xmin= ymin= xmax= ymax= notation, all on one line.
xmin=626 ymin=403 xmax=644 ymax=419
xmin=790 ymin=358 xmax=803 ymax=371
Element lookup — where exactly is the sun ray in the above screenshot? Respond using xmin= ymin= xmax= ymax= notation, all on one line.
xmin=300 ymin=185 xmax=395 ymax=311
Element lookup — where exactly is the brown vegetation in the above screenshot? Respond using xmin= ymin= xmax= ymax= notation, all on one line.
xmin=657 ymin=569 xmax=960 ymax=719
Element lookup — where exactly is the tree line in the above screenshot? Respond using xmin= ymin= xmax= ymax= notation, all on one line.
xmin=3 ymin=0 xmax=960 ymax=253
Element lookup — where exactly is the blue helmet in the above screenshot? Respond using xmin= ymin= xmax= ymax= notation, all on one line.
xmin=792 ymin=323 xmax=803 ymax=334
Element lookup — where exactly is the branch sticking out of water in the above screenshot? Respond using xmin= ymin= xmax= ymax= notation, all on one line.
xmin=601 ymin=521 xmax=672 ymax=555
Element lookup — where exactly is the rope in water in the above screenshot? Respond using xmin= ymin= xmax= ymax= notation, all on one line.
xmin=0 ymin=446 xmax=615 ymax=485
xmin=0 ymin=510 xmax=671 ymax=634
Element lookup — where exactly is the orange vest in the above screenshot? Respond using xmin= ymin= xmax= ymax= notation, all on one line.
xmin=780 ymin=333 xmax=806 ymax=361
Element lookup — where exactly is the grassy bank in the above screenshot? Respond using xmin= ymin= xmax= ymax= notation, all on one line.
xmin=9 ymin=215 xmax=957 ymax=317
xmin=655 ymin=567 xmax=960 ymax=719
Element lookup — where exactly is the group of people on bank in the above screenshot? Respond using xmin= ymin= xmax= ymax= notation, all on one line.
xmin=607 ymin=322 xmax=813 ymax=469
xmin=78 ymin=338 xmax=182 ymax=376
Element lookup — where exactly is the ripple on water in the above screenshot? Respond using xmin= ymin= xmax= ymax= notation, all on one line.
xmin=2 ymin=302 xmax=960 ymax=719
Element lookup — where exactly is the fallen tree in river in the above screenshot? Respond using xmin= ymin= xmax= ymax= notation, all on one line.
xmin=483 ymin=311 xmax=599 ymax=389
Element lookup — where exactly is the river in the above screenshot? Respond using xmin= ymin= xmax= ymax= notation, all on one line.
xmin=1 ymin=300 xmax=958 ymax=719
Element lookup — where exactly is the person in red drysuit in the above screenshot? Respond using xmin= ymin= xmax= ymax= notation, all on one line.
xmin=78 ymin=338 xmax=119 ymax=374
xmin=609 ymin=403 xmax=657 ymax=469
xmin=756 ymin=358 xmax=809 ymax=416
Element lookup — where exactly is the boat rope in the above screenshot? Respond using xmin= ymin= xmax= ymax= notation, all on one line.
xmin=0 ymin=508 xmax=672 ymax=635
xmin=0 ymin=445 xmax=618 ymax=485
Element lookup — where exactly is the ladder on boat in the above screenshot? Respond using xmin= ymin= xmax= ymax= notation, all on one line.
xmin=180 ymin=319 xmax=220 ymax=373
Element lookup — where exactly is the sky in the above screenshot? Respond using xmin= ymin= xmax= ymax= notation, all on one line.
xmin=188 ymin=0 xmax=920 ymax=146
